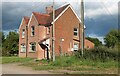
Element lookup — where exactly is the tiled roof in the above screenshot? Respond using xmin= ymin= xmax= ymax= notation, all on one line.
xmin=32 ymin=4 xmax=70 ymax=25
xmin=23 ymin=16 xmax=30 ymax=24
xmin=32 ymin=12 xmax=50 ymax=25
xmin=47 ymin=4 xmax=70 ymax=24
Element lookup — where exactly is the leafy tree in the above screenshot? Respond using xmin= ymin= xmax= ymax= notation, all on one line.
xmin=0 ymin=32 xmax=5 ymax=56
xmin=86 ymin=37 xmax=102 ymax=47
xmin=104 ymin=29 xmax=120 ymax=48
xmin=0 ymin=32 xmax=5 ymax=45
xmin=2 ymin=31 xmax=19 ymax=56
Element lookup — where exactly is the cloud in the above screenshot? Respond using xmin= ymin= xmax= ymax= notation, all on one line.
xmin=2 ymin=1 xmax=118 ymax=39
xmin=85 ymin=14 xmax=118 ymax=36
xmin=85 ymin=2 xmax=118 ymax=19
xmin=2 ymin=2 xmax=55 ymax=30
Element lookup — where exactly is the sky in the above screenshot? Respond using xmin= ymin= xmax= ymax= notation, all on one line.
xmin=1 ymin=0 xmax=119 ymax=44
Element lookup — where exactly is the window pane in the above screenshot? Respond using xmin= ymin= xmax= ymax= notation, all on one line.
xmin=74 ymin=28 xmax=78 ymax=36
xmin=21 ymin=44 xmax=26 ymax=52
xmin=22 ymin=29 xmax=25 ymax=38
xmin=74 ymin=28 xmax=77 ymax=31
xmin=73 ymin=43 xmax=78 ymax=51
xmin=74 ymin=32 xmax=77 ymax=36
xmin=31 ymin=26 xmax=35 ymax=36
xmin=30 ymin=43 xmax=36 ymax=51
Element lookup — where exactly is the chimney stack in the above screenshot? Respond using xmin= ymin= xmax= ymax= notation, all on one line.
xmin=46 ymin=6 xmax=53 ymax=14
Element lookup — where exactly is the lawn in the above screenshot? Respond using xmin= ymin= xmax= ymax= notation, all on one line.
xmin=1 ymin=56 xmax=32 ymax=64
xmin=1 ymin=56 xmax=118 ymax=74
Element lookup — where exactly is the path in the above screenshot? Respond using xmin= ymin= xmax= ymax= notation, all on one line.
xmin=2 ymin=63 xmax=53 ymax=74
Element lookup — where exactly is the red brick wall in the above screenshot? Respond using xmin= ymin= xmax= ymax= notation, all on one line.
xmin=19 ymin=14 xmax=48 ymax=59
xmin=19 ymin=18 xmax=27 ymax=57
xmin=19 ymin=6 xmax=94 ymax=59
xmin=54 ymin=7 xmax=81 ymax=55
xmin=84 ymin=39 xmax=94 ymax=49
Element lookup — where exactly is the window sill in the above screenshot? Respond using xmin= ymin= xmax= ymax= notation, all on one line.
xmin=74 ymin=35 xmax=78 ymax=37
xmin=20 ymin=52 xmax=26 ymax=53
xmin=30 ymin=36 xmax=35 ymax=37
xmin=29 ymin=51 xmax=36 ymax=53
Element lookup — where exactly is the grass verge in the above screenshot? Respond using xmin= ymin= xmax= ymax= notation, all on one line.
xmin=1 ymin=56 xmax=33 ymax=64
xmin=1 ymin=56 xmax=118 ymax=74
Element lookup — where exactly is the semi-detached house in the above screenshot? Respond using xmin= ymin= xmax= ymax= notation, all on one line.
xmin=19 ymin=4 xmax=94 ymax=59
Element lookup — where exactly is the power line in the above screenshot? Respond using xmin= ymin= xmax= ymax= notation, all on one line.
xmin=99 ymin=0 xmax=117 ymax=21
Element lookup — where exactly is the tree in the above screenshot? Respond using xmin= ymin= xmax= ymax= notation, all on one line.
xmin=0 ymin=32 xmax=5 ymax=56
xmin=2 ymin=31 xmax=19 ymax=56
xmin=86 ymin=37 xmax=102 ymax=47
xmin=104 ymin=29 xmax=120 ymax=48
xmin=0 ymin=32 xmax=5 ymax=45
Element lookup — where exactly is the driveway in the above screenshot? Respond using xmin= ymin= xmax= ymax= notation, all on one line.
xmin=2 ymin=63 xmax=53 ymax=74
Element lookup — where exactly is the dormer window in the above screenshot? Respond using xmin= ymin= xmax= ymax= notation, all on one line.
xmin=74 ymin=28 xmax=78 ymax=36
xmin=22 ymin=29 xmax=25 ymax=38
xmin=31 ymin=26 xmax=35 ymax=36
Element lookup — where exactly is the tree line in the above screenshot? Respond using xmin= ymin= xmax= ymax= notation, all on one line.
xmin=0 ymin=29 xmax=119 ymax=56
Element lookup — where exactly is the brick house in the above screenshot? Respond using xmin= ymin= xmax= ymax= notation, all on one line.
xmin=19 ymin=4 xmax=94 ymax=59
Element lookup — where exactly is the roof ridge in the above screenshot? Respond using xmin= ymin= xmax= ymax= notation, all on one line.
xmin=23 ymin=16 xmax=30 ymax=19
xmin=58 ymin=3 xmax=70 ymax=8
xmin=23 ymin=16 xmax=30 ymax=24
xmin=55 ymin=4 xmax=70 ymax=11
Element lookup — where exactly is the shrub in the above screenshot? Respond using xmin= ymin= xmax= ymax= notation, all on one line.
xmin=74 ymin=46 xmax=118 ymax=62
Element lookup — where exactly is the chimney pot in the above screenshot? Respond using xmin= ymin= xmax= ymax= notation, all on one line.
xmin=46 ymin=6 xmax=53 ymax=14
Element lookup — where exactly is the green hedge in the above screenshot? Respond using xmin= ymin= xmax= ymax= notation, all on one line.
xmin=74 ymin=46 xmax=119 ymax=62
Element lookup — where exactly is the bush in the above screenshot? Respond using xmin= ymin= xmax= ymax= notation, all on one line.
xmin=74 ymin=46 xmax=118 ymax=62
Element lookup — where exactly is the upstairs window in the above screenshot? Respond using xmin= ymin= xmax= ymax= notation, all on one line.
xmin=22 ymin=29 xmax=25 ymax=38
xmin=21 ymin=44 xmax=26 ymax=52
xmin=74 ymin=28 xmax=78 ymax=36
xmin=31 ymin=26 xmax=35 ymax=36
xmin=73 ymin=43 xmax=78 ymax=51
xmin=30 ymin=43 xmax=36 ymax=52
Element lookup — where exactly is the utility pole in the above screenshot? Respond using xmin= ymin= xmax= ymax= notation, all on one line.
xmin=52 ymin=0 xmax=55 ymax=62
xmin=81 ymin=0 xmax=84 ymax=56
xmin=26 ymin=26 xmax=28 ymax=57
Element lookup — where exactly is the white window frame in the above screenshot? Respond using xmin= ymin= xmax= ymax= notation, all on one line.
xmin=21 ymin=44 xmax=26 ymax=52
xmin=22 ymin=29 xmax=25 ymax=38
xmin=73 ymin=43 xmax=78 ymax=51
xmin=30 ymin=43 xmax=36 ymax=52
xmin=31 ymin=26 xmax=35 ymax=36
xmin=74 ymin=28 xmax=78 ymax=36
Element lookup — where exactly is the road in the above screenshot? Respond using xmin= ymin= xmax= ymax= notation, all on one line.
xmin=2 ymin=63 xmax=53 ymax=74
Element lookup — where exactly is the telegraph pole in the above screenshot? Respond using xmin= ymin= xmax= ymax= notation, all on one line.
xmin=81 ymin=0 xmax=84 ymax=56
xmin=26 ymin=26 xmax=28 ymax=57
xmin=52 ymin=0 xmax=55 ymax=62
